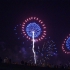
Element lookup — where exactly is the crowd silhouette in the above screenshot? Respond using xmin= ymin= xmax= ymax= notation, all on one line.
xmin=0 ymin=57 xmax=70 ymax=70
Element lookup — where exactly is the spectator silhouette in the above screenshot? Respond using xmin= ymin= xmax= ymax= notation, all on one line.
xmin=0 ymin=57 xmax=2 ymax=63
xmin=21 ymin=60 xmax=24 ymax=65
xmin=8 ymin=58 xmax=11 ymax=64
xmin=24 ymin=61 xmax=27 ymax=66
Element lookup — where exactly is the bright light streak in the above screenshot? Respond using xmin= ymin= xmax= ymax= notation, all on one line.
xmin=32 ymin=31 xmax=36 ymax=64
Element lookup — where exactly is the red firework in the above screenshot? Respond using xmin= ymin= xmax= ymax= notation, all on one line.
xmin=62 ymin=34 xmax=70 ymax=54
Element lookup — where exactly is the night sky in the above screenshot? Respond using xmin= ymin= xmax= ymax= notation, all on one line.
xmin=0 ymin=0 xmax=70 ymax=63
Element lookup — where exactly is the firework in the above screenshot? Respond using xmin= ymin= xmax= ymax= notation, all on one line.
xmin=62 ymin=34 xmax=70 ymax=54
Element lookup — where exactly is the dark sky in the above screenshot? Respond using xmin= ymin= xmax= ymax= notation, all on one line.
xmin=0 ymin=0 xmax=70 ymax=61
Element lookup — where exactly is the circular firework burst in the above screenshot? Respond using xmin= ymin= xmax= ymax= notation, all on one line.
xmin=62 ymin=34 xmax=70 ymax=54
xmin=22 ymin=17 xmax=46 ymax=42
